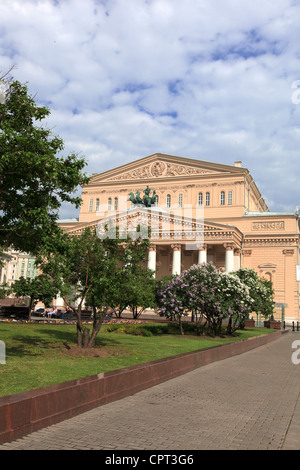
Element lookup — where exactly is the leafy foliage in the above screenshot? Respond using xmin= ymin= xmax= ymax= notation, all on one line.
xmin=12 ymin=274 xmax=59 ymax=319
xmin=0 ymin=78 xmax=89 ymax=253
xmin=38 ymin=227 xmax=154 ymax=347
xmin=156 ymin=263 xmax=257 ymax=336
xmin=234 ymin=268 xmax=275 ymax=319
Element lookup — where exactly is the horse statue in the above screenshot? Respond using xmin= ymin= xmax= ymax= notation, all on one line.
xmin=128 ymin=186 xmax=156 ymax=207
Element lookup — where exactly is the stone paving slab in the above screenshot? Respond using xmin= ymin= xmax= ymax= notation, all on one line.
xmin=1 ymin=331 xmax=299 ymax=451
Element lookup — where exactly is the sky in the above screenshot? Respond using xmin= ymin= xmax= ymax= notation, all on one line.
xmin=1 ymin=0 xmax=300 ymax=219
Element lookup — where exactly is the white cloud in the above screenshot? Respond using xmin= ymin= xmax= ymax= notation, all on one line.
xmin=1 ymin=0 xmax=300 ymax=218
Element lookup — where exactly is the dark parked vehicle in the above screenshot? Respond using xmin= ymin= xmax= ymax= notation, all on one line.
xmin=34 ymin=308 xmax=45 ymax=316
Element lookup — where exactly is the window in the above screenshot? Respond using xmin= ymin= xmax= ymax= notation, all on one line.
xmin=198 ymin=192 xmax=203 ymax=205
xmin=155 ymin=195 xmax=159 ymax=207
xmin=178 ymin=193 xmax=183 ymax=207
xmin=228 ymin=190 xmax=233 ymax=205
xmin=108 ymin=197 xmax=112 ymax=211
xmin=95 ymin=198 xmax=100 ymax=211
xmin=205 ymin=192 xmax=210 ymax=206
xmin=114 ymin=197 xmax=118 ymax=211
xmin=220 ymin=191 xmax=225 ymax=205
xmin=166 ymin=194 xmax=171 ymax=208
xmin=264 ymin=272 xmax=272 ymax=282
xmin=89 ymin=198 xmax=94 ymax=211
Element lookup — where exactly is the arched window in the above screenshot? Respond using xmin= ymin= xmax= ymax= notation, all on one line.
xmin=95 ymin=198 xmax=100 ymax=211
xmin=220 ymin=191 xmax=225 ymax=205
xmin=178 ymin=193 xmax=183 ymax=207
xmin=114 ymin=197 xmax=118 ymax=211
xmin=155 ymin=195 xmax=159 ymax=207
xmin=108 ymin=197 xmax=112 ymax=211
xmin=228 ymin=190 xmax=233 ymax=205
xmin=205 ymin=192 xmax=210 ymax=206
xmin=166 ymin=194 xmax=171 ymax=208
xmin=89 ymin=198 xmax=93 ymax=211
xmin=198 ymin=192 xmax=203 ymax=205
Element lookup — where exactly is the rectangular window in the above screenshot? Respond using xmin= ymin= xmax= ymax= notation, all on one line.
xmin=220 ymin=191 xmax=225 ymax=205
xmin=89 ymin=198 xmax=94 ymax=211
xmin=228 ymin=190 xmax=233 ymax=205
xmin=205 ymin=192 xmax=210 ymax=206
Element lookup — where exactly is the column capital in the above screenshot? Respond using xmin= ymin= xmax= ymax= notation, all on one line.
xmin=224 ymin=243 xmax=235 ymax=251
xmin=198 ymin=243 xmax=207 ymax=251
xmin=171 ymin=244 xmax=182 ymax=251
xmin=149 ymin=244 xmax=156 ymax=252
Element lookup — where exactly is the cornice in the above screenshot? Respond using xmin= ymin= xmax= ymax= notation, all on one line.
xmin=244 ymin=234 xmax=300 ymax=246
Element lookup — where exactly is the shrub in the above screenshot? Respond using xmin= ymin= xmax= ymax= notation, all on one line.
xmin=155 ymin=263 xmax=255 ymax=336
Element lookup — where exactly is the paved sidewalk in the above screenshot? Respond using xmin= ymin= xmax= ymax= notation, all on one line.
xmin=1 ymin=331 xmax=299 ymax=451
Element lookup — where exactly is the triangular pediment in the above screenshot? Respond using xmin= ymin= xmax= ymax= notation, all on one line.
xmin=64 ymin=207 xmax=243 ymax=247
xmin=89 ymin=153 xmax=246 ymax=184
xmin=258 ymin=262 xmax=277 ymax=269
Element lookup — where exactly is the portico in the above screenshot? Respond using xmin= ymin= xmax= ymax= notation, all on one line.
xmin=147 ymin=241 xmax=241 ymax=278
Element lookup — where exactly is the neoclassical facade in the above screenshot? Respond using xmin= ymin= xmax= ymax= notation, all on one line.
xmin=60 ymin=153 xmax=300 ymax=323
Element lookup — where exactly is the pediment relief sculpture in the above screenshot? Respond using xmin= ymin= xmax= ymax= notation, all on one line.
xmin=106 ymin=161 xmax=214 ymax=181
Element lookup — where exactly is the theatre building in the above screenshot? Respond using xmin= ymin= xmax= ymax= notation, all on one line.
xmin=61 ymin=153 xmax=300 ymax=324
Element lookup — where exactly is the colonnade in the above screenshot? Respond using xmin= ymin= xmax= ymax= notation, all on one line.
xmin=147 ymin=243 xmax=239 ymax=278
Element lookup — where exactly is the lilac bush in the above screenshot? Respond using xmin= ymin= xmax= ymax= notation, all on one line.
xmin=155 ymin=275 xmax=190 ymax=334
xmin=155 ymin=263 xmax=254 ymax=336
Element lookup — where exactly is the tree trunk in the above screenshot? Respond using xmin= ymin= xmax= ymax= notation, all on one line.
xmin=88 ymin=306 xmax=104 ymax=347
xmin=83 ymin=327 xmax=90 ymax=348
xmin=28 ymin=297 xmax=34 ymax=323
xmin=77 ymin=324 xmax=82 ymax=347
xmin=178 ymin=316 xmax=184 ymax=335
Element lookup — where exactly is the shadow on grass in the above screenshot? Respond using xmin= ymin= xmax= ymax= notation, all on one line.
xmin=5 ymin=328 xmax=124 ymax=359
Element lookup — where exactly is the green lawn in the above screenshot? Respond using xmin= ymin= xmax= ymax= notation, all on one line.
xmin=0 ymin=321 xmax=274 ymax=398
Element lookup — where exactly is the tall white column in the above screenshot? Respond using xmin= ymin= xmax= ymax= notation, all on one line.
xmin=225 ymin=244 xmax=235 ymax=273
xmin=148 ymin=245 xmax=156 ymax=277
xmin=234 ymin=249 xmax=241 ymax=271
xmin=55 ymin=293 xmax=64 ymax=309
xmin=198 ymin=244 xmax=207 ymax=264
xmin=172 ymin=244 xmax=181 ymax=276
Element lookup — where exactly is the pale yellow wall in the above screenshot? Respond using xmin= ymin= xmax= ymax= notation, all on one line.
xmin=79 ymin=176 xmax=251 ymax=223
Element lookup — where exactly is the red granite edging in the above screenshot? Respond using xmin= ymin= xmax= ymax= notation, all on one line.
xmin=0 ymin=330 xmax=286 ymax=444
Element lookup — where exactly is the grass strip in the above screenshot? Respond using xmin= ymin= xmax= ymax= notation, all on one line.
xmin=0 ymin=321 xmax=274 ymax=397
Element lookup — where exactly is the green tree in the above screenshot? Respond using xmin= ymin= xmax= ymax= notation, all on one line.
xmin=101 ymin=236 xmax=153 ymax=319
xmin=12 ymin=274 xmax=59 ymax=321
xmin=38 ymin=227 xmax=152 ymax=347
xmin=117 ymin=237 xmax=154 ymax=319
xmin=121 ymin=267 xmax=156 ymax=319
xmin=0 ymin=283 xmax=11 ymax=300
xmin=234 ymin=268 xmax=275 ymax=320
xmin=37 ymin=227 xmax=121 ymax=348
xmin=0 ymin=74 xmax=89 ymax=254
